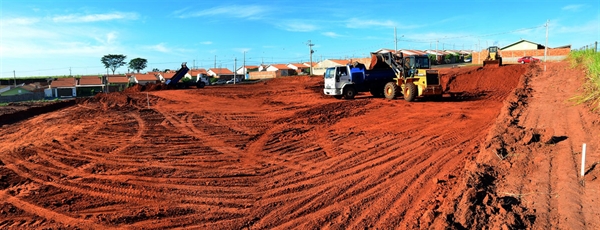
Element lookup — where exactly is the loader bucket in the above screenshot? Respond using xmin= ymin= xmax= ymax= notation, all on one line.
xmin=369 ymin=53 xmax=393 ymax=70
xmin=483 ymin=60 xmax=500 ymax=67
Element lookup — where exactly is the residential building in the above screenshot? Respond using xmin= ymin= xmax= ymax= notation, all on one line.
xmin=266 ymin=64 xmax=293 ymax=76
xmin=208 ymin=68 xmax=235 ymax=80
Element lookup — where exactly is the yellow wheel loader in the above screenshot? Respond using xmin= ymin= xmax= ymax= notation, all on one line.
xmin=370 ymin=51 xmax=443 ymax=102
xmin=483 ymin=46 xmax=502 ymax=67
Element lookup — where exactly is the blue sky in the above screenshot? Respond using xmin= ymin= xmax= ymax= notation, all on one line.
xmin=1 ymin=0 xmax=598 ymax=78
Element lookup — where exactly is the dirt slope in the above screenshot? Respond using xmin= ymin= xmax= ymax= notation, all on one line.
xmin=0 ymin=63 xmax=596 ymax=229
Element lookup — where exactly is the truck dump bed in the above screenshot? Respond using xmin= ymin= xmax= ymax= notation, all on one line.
xmin=166 ymin=63 xmax=190 ymax=86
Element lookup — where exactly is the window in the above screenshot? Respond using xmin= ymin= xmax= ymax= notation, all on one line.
xmin=324 ymin=68 xmax=334 ymax=79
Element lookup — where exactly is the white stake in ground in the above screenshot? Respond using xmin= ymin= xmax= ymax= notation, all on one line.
xmin=581 ymin=143 xmax=587 ymax=177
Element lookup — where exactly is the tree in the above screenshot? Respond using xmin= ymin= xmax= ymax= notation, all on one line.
xmin=101 ymin=54 xmax=127 ymax=75
xmin=129 ymin=58 xmax=148 ymax=73
xmin=152 ymin=68 xmax=160 ymax=72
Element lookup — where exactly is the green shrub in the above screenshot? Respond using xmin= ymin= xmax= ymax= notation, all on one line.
xmin=569 ymin=49 xmax=600 ymax=111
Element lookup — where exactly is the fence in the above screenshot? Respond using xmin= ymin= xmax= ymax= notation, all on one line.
xmin=574 ymin=41 xmax=598 ymax=52
xmin=0 ymin=92 xmax=46 ymax=103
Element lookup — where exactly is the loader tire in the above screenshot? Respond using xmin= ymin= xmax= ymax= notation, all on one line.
xmin=384 ymin=82 xmax=398 ymax=100
xmin=343 ymin=86 xmax=357 ymax=99
xmin=197 ymin=82 xmax=205 ymax=88
xmin=404 ymin=82 xmax=417 ymax=102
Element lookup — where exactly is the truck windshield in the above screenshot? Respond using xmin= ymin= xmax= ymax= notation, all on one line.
xmin=324 ymin=68 xmax=334 ymax=79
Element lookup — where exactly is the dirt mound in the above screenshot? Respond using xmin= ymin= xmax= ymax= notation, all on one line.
xmin=440 ymin=64 xmax=528 ymax=99
xmin=4 ymin=63 xmax=593 ymax=229
xmin=123 ymin=83 xmax=170 ymax=93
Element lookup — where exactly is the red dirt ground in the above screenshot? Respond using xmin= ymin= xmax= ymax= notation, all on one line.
xmin=0 ymin=62 xmax=598 ymax=229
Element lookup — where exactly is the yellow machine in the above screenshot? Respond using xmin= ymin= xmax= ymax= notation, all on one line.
xmin=370 ymin=52 xmax=443 ymax=102
xmin=483 ymin=46 xmax=502 ymax=67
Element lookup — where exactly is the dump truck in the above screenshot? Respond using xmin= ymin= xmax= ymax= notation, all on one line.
xmin=323 ymin=62 xmax=395 ymax=99
xmin=166 ymin=62 xmax=208 ymax=88
xmin=323 ymin=52 xmax=443 ymax=102
xmin=483 ymin=46 xmax=502 ymax=67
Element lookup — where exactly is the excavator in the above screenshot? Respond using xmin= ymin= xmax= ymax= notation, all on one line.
xmin=483 ymin=46 xmax=502 ymax=67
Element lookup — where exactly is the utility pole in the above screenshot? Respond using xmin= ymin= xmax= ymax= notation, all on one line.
xmin=234 ymin=58 xmax=237 ymax=85
xmin=544 ymin=19 xmax=549 ymax=62
xmin=307 ymin=40 xmax=315 ymax=76
xmin=69 ymin=67 xmax=72 ymax=77
xmin=394 ymin=27 xmax=397 ymax=51
xmin=243 ymin=51 xmax=246 ymax=80
xmin=435 ymin=40 xmax=439 ymax=64
xmin=478 ymin=39 xmax=481 ymax=64
xmin=13 ymin=70 xmax=16 ymax=87
xmin=214 ymin=55 xmax=216 ymax=69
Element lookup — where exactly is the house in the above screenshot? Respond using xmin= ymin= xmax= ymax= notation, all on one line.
xmin=187 ymin=68 xmax=208 ymax=79
xmin=130 ymin=73 xmax=159 ymax=85
xmin=106 ymin=75 xmax=129 ymax=92
xmin=235 ymin=65 xmax=259 ymax=75
xmin=49 ymin=77 xmax=77 ymax=97
xmin=158 ymin=72 xmax=175 ymax=83
xmin=501 ymin=39 xmax=546 ymax=51
xmin=471 ymin=39 xmax=570 ymax=64
xmin=0 ymin=84 xmax=34 ymax=96
xmin=313 ymin=59 xmax=351 ymax=75
xmin=287 ymin=63 xmax=310 ymax=75
xmin=257 ymin=64 xmax=270 ymax=72
xmin=266 ymin=64 xmax=293 ymax=76
xmin=400 ymin=50 xmax=428 ymax=56
xmin=207 ymin=68 xmax=235 ymax=80
xmin=77 ymin=76 xmax=104 ymax=96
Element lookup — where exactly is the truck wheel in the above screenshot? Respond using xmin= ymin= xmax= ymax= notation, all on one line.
xmin=384 ymin=82 xmax=397 ymax=100
xmin=343 ymin=86 xmax=357 ymax=99
xmin=404 ymin=82 xmax=417 ymax=102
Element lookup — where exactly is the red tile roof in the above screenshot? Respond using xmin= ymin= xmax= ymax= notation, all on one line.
xmin=289 ymin=63 xmax=308 ymax=68
xmin=330 ymin=59 xmax=351 ymax=65
xmin=78 ymin=76 xmax=102 ymax=85
xmin=270 ymin=64 xmax=292 ymax=70
xmin=161 ymin=72 xmax=176 ymax=80
xmin=51 ymin=77 xmax=76 ymax=88
xmin=189 ymin=68 xmax=208 ymax=76
xmin=209 ymin=68 xmax=234 ymax=75
xmin=108 ymin=75 xmax=129 ymax=84
xmin=134 ymin=73 xmax=158 ymax=81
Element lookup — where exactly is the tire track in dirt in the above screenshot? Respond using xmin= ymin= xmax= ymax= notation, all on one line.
xmin=0 ymin=66 xmax=534 ymax=229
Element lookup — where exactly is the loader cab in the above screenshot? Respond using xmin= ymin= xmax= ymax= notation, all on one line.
xmin=404 ymin=55 xmax=431 ymax=78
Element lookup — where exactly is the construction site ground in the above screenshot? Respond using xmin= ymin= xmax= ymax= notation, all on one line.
xmin=0 ymin=61 xmax=598 ymax=229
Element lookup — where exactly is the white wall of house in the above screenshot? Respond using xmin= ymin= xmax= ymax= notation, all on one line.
xmin=313 ymin=60 xmax=345 ymax=75
xmin=503 ymin=41 xmax=539 ymax=51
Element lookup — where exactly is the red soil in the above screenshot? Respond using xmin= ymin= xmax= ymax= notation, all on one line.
xmin=0 ymin=62 xmax=598 ymax=229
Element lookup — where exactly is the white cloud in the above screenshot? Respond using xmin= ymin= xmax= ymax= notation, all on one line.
xmin=0 ymin=17 xmax=40 ymax=26
xmin=322 ymin=32 xmax=342 ymax=38
xmin=277 ymin=21 xmax=317 ymax=32
xmin=53 ymin=12 xmax=139 ymax=23
xmin=180 ymin=5 xmax=269 ymax=20
xmin=144 ymin=43 xmax=170 ymax=53
xmin=562 ymin=4 xmax=584 ymax=11
xmin=346 ymin=18 xmax=395 ymax=28
xmin=200 ymin=41 xmax=213 ymax=45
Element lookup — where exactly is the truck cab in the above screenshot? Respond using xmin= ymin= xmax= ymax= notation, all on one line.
xmin=323 ymin=63 xmax=395 ymax=99
xmin=323 ymin=66 xmax=354 ymax=99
